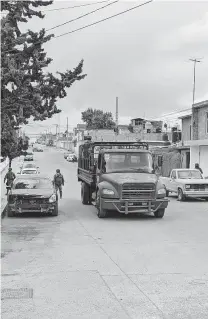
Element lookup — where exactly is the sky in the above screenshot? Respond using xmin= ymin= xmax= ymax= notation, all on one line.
xmin=8 ymin=0 xmax=208 ymax=135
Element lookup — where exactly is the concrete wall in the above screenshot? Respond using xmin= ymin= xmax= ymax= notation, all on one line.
xmin=181 ymin=117 xmax=191 ymax=142
xmin=192 ymin=104 xmax=208 ymax=140
xmin=85 ymin=129 xmax=172 ymax=142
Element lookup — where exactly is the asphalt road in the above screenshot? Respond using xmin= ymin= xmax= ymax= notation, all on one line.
xmin=1 ymin=147 xmax=208 ymax=319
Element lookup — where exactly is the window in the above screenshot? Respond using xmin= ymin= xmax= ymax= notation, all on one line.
xmin=206 ymin=112 xmax=208 ymax=134
xmin=171 ymin=171 xmax=176 ymax=179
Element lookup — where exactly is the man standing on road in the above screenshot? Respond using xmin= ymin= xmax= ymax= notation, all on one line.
xmin=53 ymin=169 xmax=64 ymax=199
xmin=195 ymin=163 xmax=203 ymax=174
xmin=4 ymin=168 xmax=16 ymax=195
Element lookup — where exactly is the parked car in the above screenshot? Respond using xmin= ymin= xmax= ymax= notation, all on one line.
xmin=20 ymin=168 xmax=39 ymax=175
xmin=24 ymin=152 xmax=34 ymax=161
xmin=64 ymin=150 xmax=73 ymax=159
xmin=7 ymin=174 xmax=58 ymax=217
xmin=33 ymin=146 xmax=43 ymax=152
xmin=160 ymin=169 xmax=208 ymax=201
xmin=66 ymin=154 xmax=77 ymax=162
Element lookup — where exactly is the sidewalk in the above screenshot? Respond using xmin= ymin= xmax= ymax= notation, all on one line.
xmin=1 ymin=158 xmax=21 ymax=218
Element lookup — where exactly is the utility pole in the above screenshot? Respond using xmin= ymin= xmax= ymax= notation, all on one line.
xmin=66 ymin=117 xmax=69 ymax=150
xmin=115 ymin=97 xmax=118 ymax=136
xmin=189 ymin=58 xmax=201 ymax=105
xmin=189 ymin=58 xmax=202 ymax=139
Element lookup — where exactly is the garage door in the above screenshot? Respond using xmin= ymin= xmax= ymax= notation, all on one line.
xmin=199 ymin=146 xmax=208 ymax=178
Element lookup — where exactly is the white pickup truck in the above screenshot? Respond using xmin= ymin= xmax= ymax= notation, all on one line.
xmin=160 ymin=169 xmax=208 ymax=201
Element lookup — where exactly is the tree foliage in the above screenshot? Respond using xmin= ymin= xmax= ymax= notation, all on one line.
xmin=81 ymin=108 xmax=116 ymax=130
xmin=1 ymin=116 xmax=29 ymax=165
xmin=1 ymin=0 xmax=86 ymax=159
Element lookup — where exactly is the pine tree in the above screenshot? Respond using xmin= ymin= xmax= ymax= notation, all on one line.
xmin=1 ymin=1 xmax=87 ymax=160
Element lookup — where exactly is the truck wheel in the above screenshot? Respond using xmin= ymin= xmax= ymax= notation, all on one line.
xmin=51 ymin=203 xmax=58 ymax=216
xmin=81 ymin=182 xmax=89 ymax=205
xmin=178 ymin=188 xmax=185 ymax=201
xmin=96 ymin=192 xmax=108 ymax=218
xmin=154 ymin=208 xmax=165 ymax=218
xmin=7 ymin=207 xmax=14 ymax=217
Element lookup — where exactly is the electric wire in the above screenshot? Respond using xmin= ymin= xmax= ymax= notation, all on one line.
xmin=46 ymin=0 xmax=119 ymax=32
xmin=55 ymin=0 xmax=153 ymax=38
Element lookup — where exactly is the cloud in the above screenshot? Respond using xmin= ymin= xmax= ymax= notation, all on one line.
xmin=159 ymin=11 xmax=208 ymax=51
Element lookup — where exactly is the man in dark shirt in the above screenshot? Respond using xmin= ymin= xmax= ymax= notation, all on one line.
xmin=53 ymin=169 xmax=64 ymax=199
xmin=195 ymin=163 xmax=203 ymax=174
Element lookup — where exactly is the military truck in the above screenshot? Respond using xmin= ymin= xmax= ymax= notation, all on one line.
xmin=77 ymin=140 xmax=169 ymax=218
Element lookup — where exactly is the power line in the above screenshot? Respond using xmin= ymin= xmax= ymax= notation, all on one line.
xmin=46 ymin=0 xmax=119 ymax=32
xmin=0 ymin=1 xmax=110 ymax=14
xmin=2 ymin=0 xmax=153 ymax=54
xmin=55 ymin=0 xmax=153 ymax=38
xmin=42 ymin=0 xmax=110 ymax=12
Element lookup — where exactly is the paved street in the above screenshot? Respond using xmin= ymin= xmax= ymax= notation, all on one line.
xmin=1 ymin=148 xmax=208 ymax=319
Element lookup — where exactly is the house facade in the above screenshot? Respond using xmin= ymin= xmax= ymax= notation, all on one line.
xmin=179 ymin=100 xmax=208 ymax=177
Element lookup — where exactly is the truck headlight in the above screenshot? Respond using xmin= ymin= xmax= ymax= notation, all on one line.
xmin=185 ymin=185 xmax=191 ymax=189
xmin=49 ymin=194 xmax=56 ymax=203
xmin=157 ymin=188 xmax=166 ymax=195
xmin=102 ymin=189 xmax=115 ymax=195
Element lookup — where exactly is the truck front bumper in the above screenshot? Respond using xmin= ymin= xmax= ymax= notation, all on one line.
xmin=183 ymin=191 xmax=208 ymax=198
xmin=101 ymin=198 xmax=169 ymax=214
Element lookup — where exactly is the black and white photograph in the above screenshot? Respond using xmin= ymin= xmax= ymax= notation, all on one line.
xmin=1 ymin=0 xmax=208 ymax=318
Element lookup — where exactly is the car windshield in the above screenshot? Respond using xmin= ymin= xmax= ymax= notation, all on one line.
xmin=22 ymin=170 xmax=37 ymax=174
xmin=178 ymin=170 xmax=202 ymax=179
xmin=23 ymin=164 xmax=36 ymax=168
xmin=27 ymin=153 xmax=33 ymax=156
xmin=103 ymin=152 xmax=153 ymax=173
xmin=13 ymin=178 xmax=52 ymax=189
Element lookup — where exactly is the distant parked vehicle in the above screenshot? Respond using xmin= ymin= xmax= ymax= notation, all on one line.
xmin=24 ymin=152 xmax=34 ymax=161
xmin=20 ymin=168 xmax=39 ymax=175
xmin=33 ymin=146 xmax=43 ymax=152
xmin=66 ymin=154 xmax=77 ymax=162
xmin=160 ymin=169 xmax=208 ymax=201
xmin=64 ymin=150 xmax=73 ymax=159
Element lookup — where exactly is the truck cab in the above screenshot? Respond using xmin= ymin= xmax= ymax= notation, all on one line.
xmin=77 ymin=141 xmax=169 ymax=218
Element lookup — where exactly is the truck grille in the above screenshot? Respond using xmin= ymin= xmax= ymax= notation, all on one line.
xmin=122 ymin=183 xmax=155 ymax=200
xmin=190 ymin=184 xmax=208 ymax=191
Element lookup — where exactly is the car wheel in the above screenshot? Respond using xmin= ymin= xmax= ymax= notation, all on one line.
xmin=51 ymin=202 xmax=58 ymax=216
xmin=96 ymin=191 xmax=108 ymax=218
xmin=154 ymin=208 xmax=165 ymax=218
xmin=178 ymin=188 xmax=185 ymax=201
xmin=81 ymin=182 xmax=89 ymax=205
xmin=7 ymin=207 xmax=15 ymax=217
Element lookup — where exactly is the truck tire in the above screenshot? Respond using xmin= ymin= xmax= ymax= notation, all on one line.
xmin=7 ymin=207 xmax=14 ymax=217
xmin=154 ymin=208 xmax=165 ymax=218
xmin=96 ymin=191 xmax=108 ymax=218
xmin=178 ymin=188 xmax=185 ymax=201
xmin=51 ymin=202 xmax=58 ymax=216
xmin=81 ymin=182 xmax=89 ymax=205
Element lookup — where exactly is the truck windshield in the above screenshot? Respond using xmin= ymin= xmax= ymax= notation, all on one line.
xmin=178 ymin=170 xmax=202 ymax=179
xmin=104 ymin=152 xmax=153 ymax=173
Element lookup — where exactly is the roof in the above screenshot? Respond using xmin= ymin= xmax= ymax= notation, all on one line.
xmin=100 ymin=149 xmax=150 ymax=153
xmin=178 ymin=114 xmax=192 ymax=120
xmin=193 ymin=100 xmax=208 ymax=109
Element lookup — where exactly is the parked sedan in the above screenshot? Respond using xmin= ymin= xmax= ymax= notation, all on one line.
xmin=64 ymin=150 xmax=73 ymax=159
xmin=66 ymin=154 xmax=77 ymax=162
xmin=24 ymin=152 xmax=34 ymax=161
xmin=7 ymin=174 xmax=58 ymax=217
xmin=20 ymin=168 xmax=39 ymax=175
